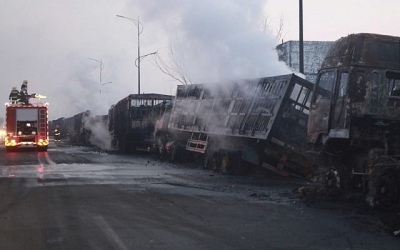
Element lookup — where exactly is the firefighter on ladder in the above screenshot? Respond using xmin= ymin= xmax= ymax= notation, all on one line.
xmin=54 ymin=125 xmax=61 ymax=144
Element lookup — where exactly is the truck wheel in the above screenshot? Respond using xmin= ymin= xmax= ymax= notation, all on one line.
xmin=220 ymin=152 xmax=230 ymax=174
xmin=325 ymin=165 xmax=350 ymax=195
xmin=5 ymin=146 xmax=14 ymax=152
xmin=325 ymin=168 xmax=341 ymax=191
xmin=170 ymin=145 xmax=177 ymax=161
xmin=38 ymin=146 xmax=48 ymax=152
xmin=212 ymin=153 xmax=220 ymax=172
xmin=369 ymin=166 xmax=399 ymax=208
xmin=201 ymin=153 xmax=211 ymax=170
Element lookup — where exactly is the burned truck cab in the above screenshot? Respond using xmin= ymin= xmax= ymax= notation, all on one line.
xmin=307 ymin=33 xmax=400 ymax=207
xmin=308 ymin=33 xmax=400 ymax=151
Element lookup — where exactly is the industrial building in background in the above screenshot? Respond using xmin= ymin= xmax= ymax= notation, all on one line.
xmin=276 ymin=41 xmax=333 ymax=83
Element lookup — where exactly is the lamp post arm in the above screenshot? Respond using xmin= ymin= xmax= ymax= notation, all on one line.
xmin=116 ymin=15 xmax=143 ymax=34
xmin=88 ymin=57 xmax=103 ymax=84
xmin=135 ymin=52 xmax=157 ymax=68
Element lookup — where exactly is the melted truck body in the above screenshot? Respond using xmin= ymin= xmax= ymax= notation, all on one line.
xmin=308 ymin=33 xmax=400 ymax=208
xmin=164 ymin=74 xmax=318 ymax=176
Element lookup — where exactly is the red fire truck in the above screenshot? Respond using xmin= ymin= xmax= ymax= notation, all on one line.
xmin=4 ymin=102 xmax=49 ymax=152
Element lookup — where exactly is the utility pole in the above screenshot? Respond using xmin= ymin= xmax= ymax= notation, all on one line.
xmin=299 ymin=0 xmax=304 ymax=74
xmin=116 ymin=15 xmax=143 ymax=94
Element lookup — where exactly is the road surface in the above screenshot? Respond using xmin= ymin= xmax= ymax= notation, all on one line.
xmin=0 ymin=143 xmax=398 ymax=249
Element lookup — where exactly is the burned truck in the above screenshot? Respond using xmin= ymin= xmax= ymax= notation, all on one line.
xmin=63 ymin=110 xmax=92 ymax=145
xmin=109 ymin=94 xmax=174 ymax=153
xmin=155 ymin=74 xmax=322 ymax=177
xmin=308 ymin=33 xmax=400 ymax=207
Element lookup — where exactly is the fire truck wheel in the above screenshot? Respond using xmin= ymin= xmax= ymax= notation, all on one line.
xmin=5 ymin=146 xmax=14 ymax=152
xmin=38 ymin=146 xmax=48 ymax=152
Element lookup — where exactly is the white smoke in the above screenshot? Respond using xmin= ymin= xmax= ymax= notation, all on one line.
xmin=134 ymin=0 xmax=291 ymax=84
xmin=82 ymin=114 xmax=112 ymax=150
xmin=0 ymin=0 xmax=290 ymax=123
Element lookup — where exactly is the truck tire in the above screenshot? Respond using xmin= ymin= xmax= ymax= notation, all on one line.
xmin=201 ymin=153 xmax=211 ymax=170
xmin=220 ymin=152 xmax=230 ymax=174
xmin=369 ymin=164 xmax=399 ymax=208
xmin=324 ymin=163 xmax=352 ymax=196
xmin=212 ymin=152 xmax=221 ymax=172
xmin=38 ymin=146 xmax=48 ymax=152
xmin=5 ymin=146 xmax=14 ymax=152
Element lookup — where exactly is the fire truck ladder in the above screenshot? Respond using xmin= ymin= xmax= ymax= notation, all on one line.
xmin=186 ymin=132 xmax=209 ymax=154
xmin=39 ymin=109 xmax=47 ymax=136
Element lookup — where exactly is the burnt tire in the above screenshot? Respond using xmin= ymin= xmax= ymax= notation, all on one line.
xmin=212 ymin=152 xmax=220 ymax=173
xmin=220 ymin=152 xmax=230 ymax=174
xmin=170 ymin=145 xmax=177 ymax=161
xmin=201 ymin=153 xmax=211 ymax=170
xmin=325 ymin=165 xmax=351 ymax=195
xmin=369 ymin=166 xmax=399 ymax=209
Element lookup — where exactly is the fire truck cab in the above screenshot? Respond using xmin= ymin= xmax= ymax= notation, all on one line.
xmin=4 ymin=102 xmax=49 ymax=152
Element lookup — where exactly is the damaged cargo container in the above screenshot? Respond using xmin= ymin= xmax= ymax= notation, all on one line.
xmin=109 ymin=94 xmax=174 ymax=153
xmin=156 ymin=74 xmax=321 ymax=177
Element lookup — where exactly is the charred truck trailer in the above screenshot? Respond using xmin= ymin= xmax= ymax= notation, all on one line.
xmin=308 ymin=33 xmax=400 ymax=208
xmin=57 ymin=111 xmax=108 ymax=146
xmin=63 ymin=110 xmax=91 ymax=145
xmin=155 ymin=74 xmax=320 ymax=177
xmin=108 ymin=94 xmax=174 ymax=153
xmin=5 ymin=103 xmax=49 ymax=152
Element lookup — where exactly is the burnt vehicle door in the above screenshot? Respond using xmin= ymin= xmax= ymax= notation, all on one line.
xmin=308 ymin=70 xmax=336 ymax=143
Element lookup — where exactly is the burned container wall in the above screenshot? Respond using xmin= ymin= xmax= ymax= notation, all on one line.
xmin=167 ymin=74 xmax=310 ymax=141
xmin=268 ymin=76 xmax=315 ymax=153
xmin=112 ymin=94 xmax=174 ymax=146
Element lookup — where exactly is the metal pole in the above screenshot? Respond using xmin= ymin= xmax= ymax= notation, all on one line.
xmin=137 ymin=16 xmax=141 ymax=94
xmin=299 ymin=0 xmax=304 ymax=74
xmin=116 ymin=15 xmax=143 ymax=94
xmin=100 ymin=59 xmax=103 ymax=84
xmin=88 ymin=57 xmax=103 ymax=93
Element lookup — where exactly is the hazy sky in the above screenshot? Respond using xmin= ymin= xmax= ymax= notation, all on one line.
xmin=0 ymin=0 xmax=398 ymax=121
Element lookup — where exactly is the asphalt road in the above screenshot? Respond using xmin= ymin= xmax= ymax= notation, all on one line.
xmin=0 ymin=142 xmax=398 ymax=249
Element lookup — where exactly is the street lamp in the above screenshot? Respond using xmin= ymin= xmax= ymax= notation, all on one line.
xmin=116 ymin=14 xmax=143 ymax=94
xmin=88 ymin=58 xmax=112 ymax=93
xmin=88 ymin=57 xmax=104 ymax=83
xmin=135 ymin=51 xmax=157 ymax=68
xmin=100 ymin=81 xmax=113 ymax=94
